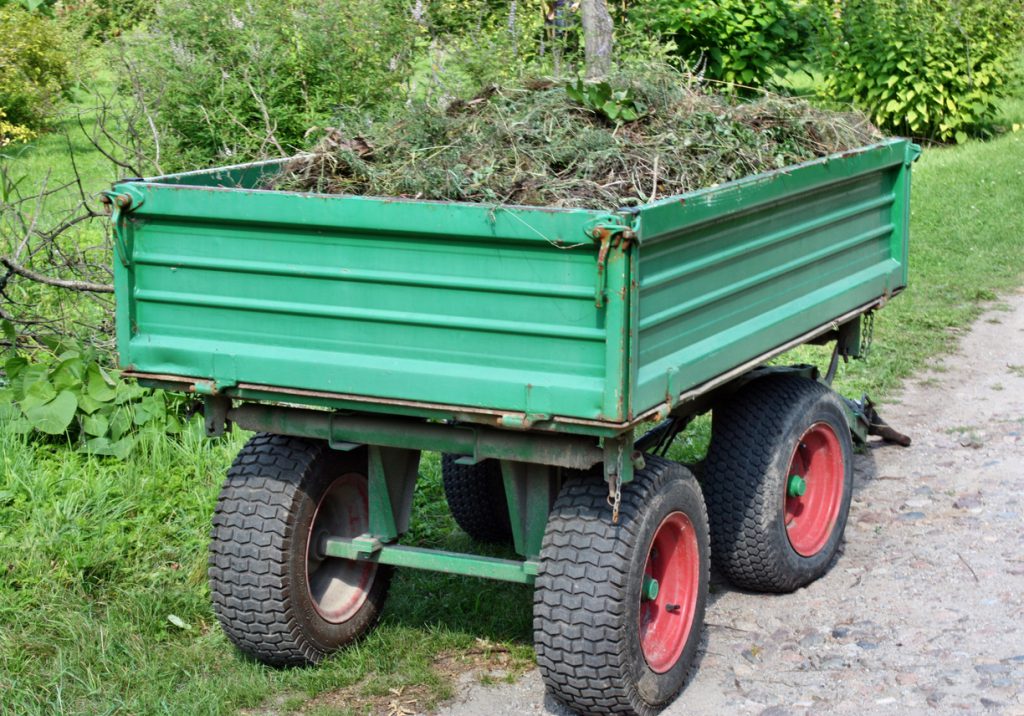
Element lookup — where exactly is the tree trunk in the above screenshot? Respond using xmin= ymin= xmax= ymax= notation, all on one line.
xmin=580 ymin=0 xmax=613 ymax=80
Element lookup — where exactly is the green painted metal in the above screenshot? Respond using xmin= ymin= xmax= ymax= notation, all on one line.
xmin=227 ymin=403 xmax=603 ymax=470
xmin=787 ymin=474 xmax=807 ymax=498
xmin=631 ymin=140 xmax=916 ymax=415
xmin=113 ymin=138 xmax=917 ymax=433
xmin=322 ymin=537 xmax=539 ymax=584
xmin=500 ymin=462 xmax=557 ymax=558
xmin=366 ymin=446 xmax=399 ymax=541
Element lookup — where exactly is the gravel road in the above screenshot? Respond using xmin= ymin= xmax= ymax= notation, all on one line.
xmin=435 ymin=292 xmax=1024 ymax=716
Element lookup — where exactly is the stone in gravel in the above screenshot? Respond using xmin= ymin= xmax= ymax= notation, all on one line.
xmin=857 ymin=640 xmax=879 ymax=650
xmin=980 ymin=697 xmax=1004 ymax=709
xmin=959 ymin=434 xmax=984 ymax=448
xmin=832 ymin=626 xmax=851 ymax=639
xmin=954 ymin=492 xmax=984 ymax=509
xmin=1004 ymin=655 xmax=1024 ymax=662
xmin=974 ymin=663 xmax=1010 ymax=675
xmin=856 ymin=511 xmax=887 ymax=524
xmin=798 ymin=630 xmax=823 ymax=651
xmin=898 ymin=511 xmax=926 ymax=521
xmin=742 ymin=649 xmax=760 ymax=664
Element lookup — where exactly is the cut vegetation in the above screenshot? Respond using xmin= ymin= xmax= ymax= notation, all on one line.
xmin=274 ymin=73 xmax=879 ymax=209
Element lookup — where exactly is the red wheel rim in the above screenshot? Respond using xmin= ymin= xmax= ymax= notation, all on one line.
xmin=784 ymin=422 xmax=845 ymax=557
xmin=305 ymin=473 xmax=376 ymax=623
xmin=639 ymin=512 xmax=700 ymax=674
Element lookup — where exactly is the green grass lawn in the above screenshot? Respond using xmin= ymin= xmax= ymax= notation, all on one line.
xmin=2 ymin=70 xmax=1024 ymax=714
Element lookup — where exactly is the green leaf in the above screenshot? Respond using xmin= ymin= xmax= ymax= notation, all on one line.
xmin=77 ymin=393 xmax=106 ymax=415
xmin=602 ymin=101 xmax=621 ymax=120
xmin=50 ymin=356 xmax=84 ymax=393
xmin=21 ymin=377 xmax=57 ymax=411
xmin=24 ymin=390 xmax=78 ymax=435
xmin=84 ymin=435 xmax=135 ymax=460
xmin=86 ymin=364 xmax=117 ymax=402
xmin=81 ymin=413 xmax=110 ymax=437
xmin=1 ymin=320 xmax=14 ymax=344
xmin=4 ymin=355 xmax=28 ymax=383
xmin=565 ymin=80 xmax=583 ymax=104
xmin=110 ymin=408 xmax=132 ymax=440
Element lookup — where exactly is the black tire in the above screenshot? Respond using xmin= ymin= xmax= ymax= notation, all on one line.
xmin=702 ymin=375 xmax=854 ymax=593
xmin=441 ymin=454 xmax=513 ymax=543
xmin=208 ymin=433 xmax=392 ymax=666
xmin=534 ymin=455 xmax=710 ymax=716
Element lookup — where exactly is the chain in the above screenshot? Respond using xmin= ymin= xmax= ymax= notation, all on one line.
xmin=861 ymin=312 xmax=874 ymax=361
xmin=607 ymin=483 xmax=622 ymax=524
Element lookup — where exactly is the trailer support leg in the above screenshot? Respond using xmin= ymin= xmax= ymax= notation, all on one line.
xmin=366 ymin=446 xmax=420 ymax=542
xmin=500 ymin=462 xmax=558 ymax=558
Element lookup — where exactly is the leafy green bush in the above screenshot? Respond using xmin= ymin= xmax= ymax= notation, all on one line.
xmin=122 ymin=0 xmax=418 ymax=170
xmin=627 ymin=0 xmax=813 ymax=88
xmin=58 ymin=0 xmax=156 ymax=39
xmin=0 ymin=5 xmax=75 ymax=138
xmin=1 ymin=327 xmax=187 ymax=458
xmin=816 ymin=0 xmax=1024 ymax=142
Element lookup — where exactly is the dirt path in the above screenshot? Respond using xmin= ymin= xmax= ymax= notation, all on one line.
xmin=435 ymin=291 xmax=1024 ymax=716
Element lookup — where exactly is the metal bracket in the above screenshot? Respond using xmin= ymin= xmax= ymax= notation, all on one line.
xmin=327 ymin=412 xmax=363 ymax=451
xmin=203 ymin=395 xmax=232 ymax=437
xmin=602 ymin=432 xmax=642 ymax=523
xmin=586 ymin=216 xmax=636 ymax=308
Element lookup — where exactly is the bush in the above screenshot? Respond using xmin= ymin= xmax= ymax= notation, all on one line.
xmin=1 ymin=329 xmax=188 ymax=458
xmin=817 ymin=0 xmax=1024 ymax=142
xmin=627 ymin=0 xmax=813 ymax=88
xmin=58 ymin=0 xmax=156 ymax=39
xmin=122 ymin=0 xmax=418 ymax=170
xmin=0 ymin=5 xmax=75 ymax=139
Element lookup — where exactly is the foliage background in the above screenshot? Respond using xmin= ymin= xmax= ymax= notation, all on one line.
xmin=814 ymin=0 xmax=1024 ymax=142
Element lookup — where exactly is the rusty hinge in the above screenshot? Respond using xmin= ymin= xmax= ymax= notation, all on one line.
xmin=586 ymin=218 xmax=636 ymax=308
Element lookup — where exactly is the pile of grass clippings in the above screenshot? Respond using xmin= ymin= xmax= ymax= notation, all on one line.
xmin=273 ymin=72 xmax=882 ymax=210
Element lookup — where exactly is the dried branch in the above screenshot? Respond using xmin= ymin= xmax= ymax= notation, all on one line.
xmin=1 ymin=256 xmax=114 ymax=293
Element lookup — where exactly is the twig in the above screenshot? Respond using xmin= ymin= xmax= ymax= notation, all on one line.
xmin=956 ymin=552 xmax=980 ymax=583
xmin=0 ymin=257 xmax=113 ymax=293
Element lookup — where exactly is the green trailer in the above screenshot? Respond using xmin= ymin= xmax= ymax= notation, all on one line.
xmin=108 ymin=137 xmax=919 ymax=715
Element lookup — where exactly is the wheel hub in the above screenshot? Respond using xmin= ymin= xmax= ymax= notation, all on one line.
xmin=639 ymin=512 xmax=700 ymax=674
xmin=784 ymin=423 xmax=845 ymax=557
xmin=305 ymin=473 xmax=377 ymax=624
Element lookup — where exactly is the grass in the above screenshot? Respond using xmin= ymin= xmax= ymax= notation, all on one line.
xmin=2 ymin=60 xmax=1024 ymax=716
xmin=0 ymin=425 xmax=534 ymax=715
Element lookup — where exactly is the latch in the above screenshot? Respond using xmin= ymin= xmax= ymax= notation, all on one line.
xmin=100 ymin=188 xmax=144 ymax=268
xmin=586 ymin=216 xmax=636 ymax=308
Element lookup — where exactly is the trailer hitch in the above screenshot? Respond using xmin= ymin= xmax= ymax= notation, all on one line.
xmin=843 ymin=394 xmax=911 ymax=447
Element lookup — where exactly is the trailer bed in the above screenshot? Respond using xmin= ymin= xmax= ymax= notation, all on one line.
xmin=111 ymin=138 xmax=918 ymax=435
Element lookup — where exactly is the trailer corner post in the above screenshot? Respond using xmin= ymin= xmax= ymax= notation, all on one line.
xmin=603 ymin=430 xmax=637 ymax=522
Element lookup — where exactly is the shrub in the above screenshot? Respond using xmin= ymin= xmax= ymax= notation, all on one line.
xmin=817 ymin=0 xmax=1024 ymax=142
xmin=1 ymin=330 xmax=188 ymax=458
xmin=0 ymin=5 xmax=75 ymax=136
xmin=0 ymin=108 xmax=35 ymax=146
xmin=626 ymin=0 xmax=813 ymax=88
xmin=58 ymin=0 xmax=156 ymax=39
xmin=122 ymin=0 xmax=418 ymax=170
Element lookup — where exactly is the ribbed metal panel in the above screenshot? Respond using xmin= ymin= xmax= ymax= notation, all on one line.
xmin=116 ymin=191 xmax=614 ymax=420
xmin=632 ymin=140 xmax=913 ymax=412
